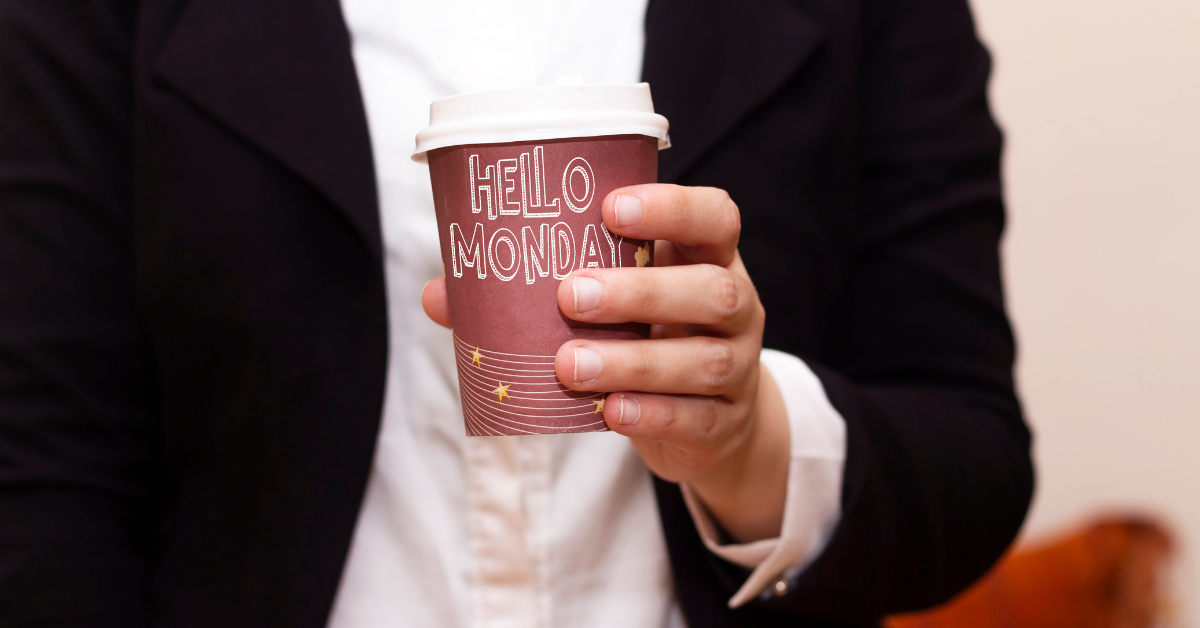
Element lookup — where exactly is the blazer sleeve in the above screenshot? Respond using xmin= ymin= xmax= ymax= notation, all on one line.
xmin=0 ymin=1 xmax=155 ymax=625
xmin=777 ymin=0 xmax=1032 ymax=619
xmin=759 ymin=0 xmax=1034 ymax=621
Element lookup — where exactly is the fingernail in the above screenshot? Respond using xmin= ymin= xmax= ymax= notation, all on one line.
xmin=573 ymin=347 xmax=603 ymax=383
xmin=617 ymin=394 xmax=641 ymax=425
xmin=572 ymin=276 xmax=603 ymax=313
xmin=613 ymin=194 xmax=643 ymax=228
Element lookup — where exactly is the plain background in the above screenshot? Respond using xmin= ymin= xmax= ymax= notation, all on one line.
xmin=968 ymin=0 xmax=1200 ymax=623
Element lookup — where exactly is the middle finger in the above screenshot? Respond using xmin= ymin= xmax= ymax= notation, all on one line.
xmin=555 ymin=336 xmax=752 ymax=396
xmin=557 ymin=265 xmax=761 ymax=332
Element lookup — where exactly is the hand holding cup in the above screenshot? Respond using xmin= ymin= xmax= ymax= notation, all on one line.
xmin=424 ymin=184 xmax=790 ymax=542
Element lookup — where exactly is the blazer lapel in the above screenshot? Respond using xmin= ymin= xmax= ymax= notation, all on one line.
xmin=153 ymin=0 xmax=382 ymax=263
xmin=643 ymin=0 xmax=826 ymax=183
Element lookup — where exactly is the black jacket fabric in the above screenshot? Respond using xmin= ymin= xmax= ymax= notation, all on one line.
xmin=0 ymin=0 xmax=1034 ymax=626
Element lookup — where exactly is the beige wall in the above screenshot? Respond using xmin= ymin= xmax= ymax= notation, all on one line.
xmin=967 ymin=0 xmax=1200 ymax=623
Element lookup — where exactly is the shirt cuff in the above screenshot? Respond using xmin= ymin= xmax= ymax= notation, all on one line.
xmin=679 ymin=349 xmax=846 ymax=608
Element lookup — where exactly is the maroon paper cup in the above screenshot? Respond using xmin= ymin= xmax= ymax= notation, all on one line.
xmin=413 ymin=82 xmax=670 ymax=435
xmin=427 ymin=136 xmax=656 ymax=435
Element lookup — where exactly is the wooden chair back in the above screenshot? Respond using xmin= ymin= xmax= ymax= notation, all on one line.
xmin=885 ymin=517 xmax=1174 ymax=628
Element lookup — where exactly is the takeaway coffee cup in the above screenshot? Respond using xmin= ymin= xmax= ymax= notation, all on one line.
xmin=412 ymin=81 xmax=670 ymax=436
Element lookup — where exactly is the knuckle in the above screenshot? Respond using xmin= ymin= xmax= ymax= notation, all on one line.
xmin=696 ymin=402 xmax=721 ymax=439
xmin=668 ymin=186 xmax=693 ymax=223
xmin=630 ymin=346 xmax=658 ymax=383
xmin=699 ymin=339 xmax=736 ymax=391
xmin=708 ymin=267 xmax=741 ymax=322
xmin=663 ymin=402 xmax=683 ymax=437
xmin=629 ymin=272 xmax=659 ymax=314
xmin=651 ymin=275 xmax=675 ymax=316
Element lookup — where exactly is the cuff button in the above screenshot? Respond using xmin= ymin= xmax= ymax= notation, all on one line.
xmin=771 ymin=577 xmax=789 ymax=597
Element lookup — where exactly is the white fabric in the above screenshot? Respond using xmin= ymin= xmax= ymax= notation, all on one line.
xmin=328 ymin=1 xmax=848 ymax=626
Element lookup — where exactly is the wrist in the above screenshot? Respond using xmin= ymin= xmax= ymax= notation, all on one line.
xmin=688 ymin=364 xmax=791 ymax=543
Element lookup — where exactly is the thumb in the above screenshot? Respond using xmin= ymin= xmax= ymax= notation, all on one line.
xmin=421 ymin=277 xmax=452 ymax=328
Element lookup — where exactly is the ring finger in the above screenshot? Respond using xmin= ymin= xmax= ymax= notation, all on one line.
xmin=601 ymin=392 xmax=743 ymax=454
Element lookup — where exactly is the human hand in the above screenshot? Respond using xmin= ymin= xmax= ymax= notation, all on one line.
xmin=422 ymin=184 xmax=790 ymax=542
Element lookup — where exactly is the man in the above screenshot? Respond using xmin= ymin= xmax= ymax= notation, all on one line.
xmin=0 ymin=0 xmax=1033 ymax=626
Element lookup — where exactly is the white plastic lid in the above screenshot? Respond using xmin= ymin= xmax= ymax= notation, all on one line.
xmin=411 ymin=79 xmax=671 ymax=163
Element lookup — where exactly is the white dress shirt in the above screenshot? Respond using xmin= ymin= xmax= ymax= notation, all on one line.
xmin=327 ymin=2 xmax=848 ymax=627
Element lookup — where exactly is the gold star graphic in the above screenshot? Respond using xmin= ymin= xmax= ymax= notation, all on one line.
xmin=492 ymin=382 xmax=511 ymax=402
xmin=592 ymin=398 xmax=605 ymax=415
xmin=471 ymin=347 xmax=484 ymax=367
xmin=634 ymin=244 xmax=651 ymax=268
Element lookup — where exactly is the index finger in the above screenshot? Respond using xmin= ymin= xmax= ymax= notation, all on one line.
xmin=601 ymin=184 xmax=741 ymax=267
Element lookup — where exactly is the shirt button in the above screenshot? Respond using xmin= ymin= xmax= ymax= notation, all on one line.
xmin=771 ymin=577 xmax=789 ymax=597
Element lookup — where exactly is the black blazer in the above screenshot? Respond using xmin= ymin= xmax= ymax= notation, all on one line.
xmin=0 ymin=0 xmax=1034 ymax=626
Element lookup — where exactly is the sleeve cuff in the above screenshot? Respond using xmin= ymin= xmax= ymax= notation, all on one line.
xmin=679 ymin=349 xmax=847 ymax=608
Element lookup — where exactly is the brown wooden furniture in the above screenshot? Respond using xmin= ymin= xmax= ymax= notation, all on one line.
xmin=885 ymin=517 xmax=1175 ymax=628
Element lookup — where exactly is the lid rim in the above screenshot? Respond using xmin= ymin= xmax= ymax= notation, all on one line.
xmin=431 ymin=81 xmax=655 ymax=110
xmin=411 ymin=127 xmax=670 ymax=163
xmin=413 ymin=82 xmax=670 ymax=163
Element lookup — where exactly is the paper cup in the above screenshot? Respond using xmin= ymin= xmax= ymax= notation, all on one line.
xmin=414 ymin=82 xmax=670 ymax=436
